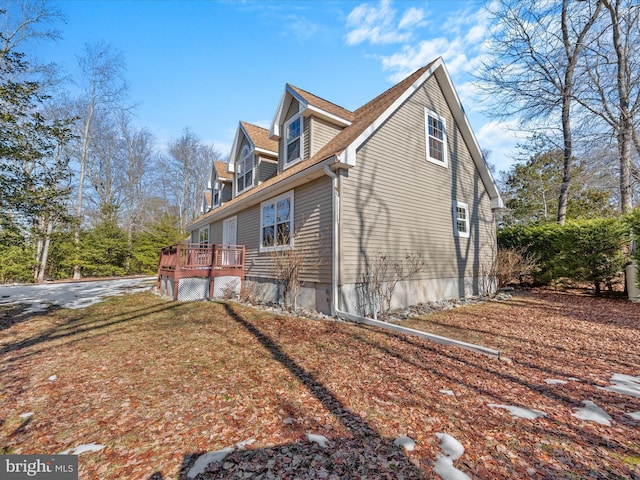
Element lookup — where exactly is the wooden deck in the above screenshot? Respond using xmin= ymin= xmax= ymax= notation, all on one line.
xmin=157 ymin=243 xmax=245 ymax=301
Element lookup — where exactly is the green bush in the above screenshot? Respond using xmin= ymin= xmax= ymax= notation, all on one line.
xmin=130 ymin=213 xmax=185 ymax=274
xmin=498 ymin=223 xmax=566 ymax=284
xmin=80 ymin=220 xmax=129 ymax=277
xmin=498 ymin=217 xmax=630 ymax=294
xmin=0 ymin=245 xmax=35 ymax=284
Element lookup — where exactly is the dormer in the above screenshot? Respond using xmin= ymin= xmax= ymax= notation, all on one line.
xmin=269 ymin=84 xmax=354 ymax=173
xmin=202 ymin=160 xmax=233 ymax=213
xmin=228 ymin=121 xmax=278 ymax=198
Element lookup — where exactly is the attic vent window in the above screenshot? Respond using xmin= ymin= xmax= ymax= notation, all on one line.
xmin=425 ymin=108 xmax=448 ymax=167
xmin=285 ymin=116 xmax=301 ymax=165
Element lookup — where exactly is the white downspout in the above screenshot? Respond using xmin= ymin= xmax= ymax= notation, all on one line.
xmin=324 ymin=164 xmax=339 ymax=316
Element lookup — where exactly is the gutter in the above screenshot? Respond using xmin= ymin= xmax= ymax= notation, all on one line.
xmin=323 ymin=162 xmax=499 ymax=359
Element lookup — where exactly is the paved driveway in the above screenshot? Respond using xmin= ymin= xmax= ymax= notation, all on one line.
xmin=0 ymin=277 xmax=156 ymax=315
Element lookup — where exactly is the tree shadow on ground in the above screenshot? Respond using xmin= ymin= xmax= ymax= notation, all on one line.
xmin=168 ymin=303 xmax=427 ymax=480
xmin=0 ymin=303 xmax=62 ymax=332
xmin=176 ymin=437 xmax=424 ymax=479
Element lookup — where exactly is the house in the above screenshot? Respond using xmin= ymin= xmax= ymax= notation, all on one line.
xmin=173 ymin=57 xmax=503 ymax=315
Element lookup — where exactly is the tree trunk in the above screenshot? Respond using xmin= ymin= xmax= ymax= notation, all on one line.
xmin=34 ymin=218 xmax=45 ymax=282
xmin=619 ymin=125 xmax=633 ymax=212
xmin=74 ymin=101 xmax=94 ymax=279
xmin=557 ymin=90 xmax=573 ymax=225
xmin=37 ymin=219 xmax=53 ymax=283
xmin=604 ymin=0 xmax=634 ymax=212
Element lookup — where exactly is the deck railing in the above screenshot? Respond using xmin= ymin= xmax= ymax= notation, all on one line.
xmin=158 ymin=243 xmax=245 ymax=271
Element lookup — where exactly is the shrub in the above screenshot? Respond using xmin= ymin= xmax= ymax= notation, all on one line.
xmin=358 ymin=252 xmax=426 ymax=320
xmin=498 ymin=217 xmax=630 ymax=294
xmin=0 ymin=246 xmax=35 ymax=284
xmin=492 ymin=247 xmax=539 ymax=289
xmin=498 ymin=223 xmax=565 ymax=284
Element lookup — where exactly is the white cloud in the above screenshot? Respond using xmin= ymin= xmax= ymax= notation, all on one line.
xmin=345 ymin=0 xmax=424 ymax=45
xmin=398 ymin=7 xmax=425 ymax=30
xmin=475 ymin=120 xmax=524 ymax=172
xmin=285 ymin=15 xmax=319 ymax=42
xmin=380 ymin=37 xmax=469 ymax=82
xmin=372 ymin=4 xmax=490 ymax=82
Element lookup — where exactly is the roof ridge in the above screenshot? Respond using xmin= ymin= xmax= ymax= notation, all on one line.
xmin=240 ymin=120 xmax=269 ymax=132
xmin=354 ymin=63 xmax=433 ymax=115
xmin=288 ymin=84 xmax=354 ymax=117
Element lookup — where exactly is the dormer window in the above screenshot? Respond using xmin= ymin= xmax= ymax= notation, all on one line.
xmin=212 ymin=181 xmax=220 ymax=208
xmin=236 ymin=145 xmax=254 ymax=194
xmin=285 ymin=115 xmax=302 ymax=165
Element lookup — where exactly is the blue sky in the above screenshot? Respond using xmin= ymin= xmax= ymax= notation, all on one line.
xmin=27 ymin=0 xmax=520 ymax=173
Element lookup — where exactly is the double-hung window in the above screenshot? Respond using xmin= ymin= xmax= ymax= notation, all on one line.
xmin=212 ymin=181 xmax=220 ymax=208
xmin=425 ymin=108 xmax=448 ymax=167
xmin=285 ymin=115 xmax=302 ymax=165
xmin=453 ymin=201 xmax=470 ymax=238
xmin=260 ymin=191 xmax=294 ymax=250
xmin=236 ymin=145 xmax=253 ymax=194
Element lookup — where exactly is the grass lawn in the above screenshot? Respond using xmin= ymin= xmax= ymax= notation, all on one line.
xmin=1 ymin=290 xmax=639 ymax=479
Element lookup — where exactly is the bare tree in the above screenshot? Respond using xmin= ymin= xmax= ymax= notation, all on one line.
xmin=118 ymin=113 xmax=155 ymax=248
xmin=85 ymin=112 xmax=122 ymax=217
xmin=479 ymin=0 xmax=602 ymax=224
xmin=576 ymin=0 xmax=640 ymax=213
xmin=71 ymin=41 xmax=127 ymax=278
xmin=0 ymin=0 xmax=62 ymax=82
xmin=166 ymin=128 xmax=219 ymax=230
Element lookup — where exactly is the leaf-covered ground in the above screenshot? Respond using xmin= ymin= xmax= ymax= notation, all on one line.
xmin=1 ymin=290 xmax=639 ymax=479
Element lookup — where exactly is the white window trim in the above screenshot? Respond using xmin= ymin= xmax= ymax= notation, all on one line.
xmin=259 ymin=190 xmax=294 ymax=252
xmin=198 ymin=225 xmax=210 ymax=244
xmin=236 ymin=145 xmax=254 ymax=195
xmin=453 ymin=201 xmax=470 ymax=238
xmin=284 ymin=114 xmax=303 ymax=168
xmin=425 ymin=107 xmax=448 ymax=168
xmin=211 ymin=180 xmax=220 ymax=209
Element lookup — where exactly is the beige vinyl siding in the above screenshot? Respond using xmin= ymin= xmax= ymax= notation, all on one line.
xmin=210 ymin=220 xmax=223 ymax=245
xmin=309 ymin=116 xmax=344 ymax=158
xmin=258 ymin=157 xmax=277 ymax=183
xmin=303 ymin=117 xmax=310 ymax=161
xmin=339 ymin=75 xmax=496 ymax=285
xmin=285 ymin=98 xmax=299 ymax=121
xmin=232 ymin=176 xmax=333 ymax=283
xmin=221 ymin=183 xmax=232 ymax=203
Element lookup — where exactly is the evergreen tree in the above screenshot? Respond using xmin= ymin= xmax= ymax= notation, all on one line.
xmin=0 ymin=27 xmax=73 ymax=283
xmin=501 ymin=149 xmax=615 ymax=225
xmin=131 ymin=213 xmax=184 ymax=274
xmin=79 ymin=204 xmax=129 ymax=277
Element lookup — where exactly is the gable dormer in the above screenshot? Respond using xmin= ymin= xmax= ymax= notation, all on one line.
xmin=202 ymin=160 xmax=233 ymax=213
xmin=228 ymin=121 xmax=278 ymax=198
xmin=269 ymin=84 xmax=354 ymax=173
